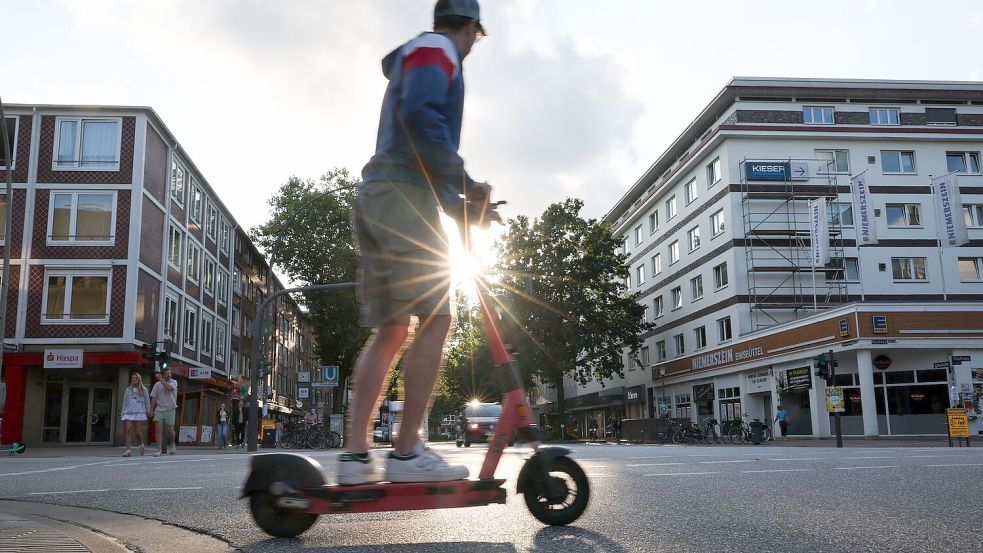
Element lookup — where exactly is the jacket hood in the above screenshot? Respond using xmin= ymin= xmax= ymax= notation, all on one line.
xmin=381 ymin=46 xmax=400 ymax=80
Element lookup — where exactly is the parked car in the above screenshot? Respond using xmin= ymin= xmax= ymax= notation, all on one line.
xmin=456 ymin=401 xmax=503 ymax=447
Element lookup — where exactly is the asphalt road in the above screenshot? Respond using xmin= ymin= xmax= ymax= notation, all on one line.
xmin=1 ymin=442 xmax=982 ymax=552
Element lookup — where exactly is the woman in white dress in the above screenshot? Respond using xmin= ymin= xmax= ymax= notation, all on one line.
xmin=121 ymin=372 xmax=151 ymax=457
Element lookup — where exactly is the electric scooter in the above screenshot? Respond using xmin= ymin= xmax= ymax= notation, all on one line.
xmin=241 ymin=184 xmax=590 ymax=538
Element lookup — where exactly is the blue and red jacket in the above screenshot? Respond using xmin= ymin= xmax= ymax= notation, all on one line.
xmin=361 ymin=32 xmax=474 ymax=199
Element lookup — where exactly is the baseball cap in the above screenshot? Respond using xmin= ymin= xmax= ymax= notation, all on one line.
xmin=434 ymin=0 xmax=486 ymax=35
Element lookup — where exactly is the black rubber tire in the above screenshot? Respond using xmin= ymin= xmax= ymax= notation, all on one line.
xmin=464 ymin=440 xmax=471 ymax=447
xmin=727 ymin=427 xmax=745 ymax=445
xmin=456 ymin=441 xmax=462 ymax=447
xmin=249 ymin=491 xmax=318 ymax=538
xmin=671 ymin=429 xmax=683 ymax=445
xmin=523 ymin=456 xmax=590 ymax=526
xmin=310 ymin=432 xmax=328 ymax=449
xmin=328 ymin=432 xmax=342 ymax=449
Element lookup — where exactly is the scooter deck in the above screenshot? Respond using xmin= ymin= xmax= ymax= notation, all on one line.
xmin=286 ymin=478 xmax=508 ymax=514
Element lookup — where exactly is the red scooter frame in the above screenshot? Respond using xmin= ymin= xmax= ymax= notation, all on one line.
xmin=241 ymin=187 xmax=590 ymax=538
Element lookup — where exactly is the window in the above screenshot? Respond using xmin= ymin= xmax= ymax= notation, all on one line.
xmin=221 ymin=219 xmax=231 ymax=252
xmin=233 ymin=267 xmax=242 ymax=293
xmin=170 ymin=159 xmax=186 ymax=205
xmin=625 ymin=274 xmax=631 ymax=290
xmin=207 ymin=205 xmax=218 ymax=240
xmin=828 ymin=202 xmax=854 ymax=226
xmin=947 ymin=152 xmax=981 ymax=174
xmin=231 ymin=306 xmax=241 ymax=335
xmin=869 ymin=107 xmax=900 ymax=125
xmin=204 ymin=258 xmax=216 ymax=294
xmin=694 ymin=326 xmax=707 ymax=349
xmin=640 ymin=346 xmax=650 ymax=366
xmin=217 ymin=270 xmax=229 ymax=305
xmin=164 ymin=295 xmax=179 ymax=340
xmin=167 ymin=226 xmax=183 ymax=269
xmin=926 ymin=108 xmax=957 ymax=126
xmin=685 ymin=178 xmax=698 ymax=204
xmin=1 ymin=117 xmax=17 ymax=170
xmin=687 ymin=226 xmax=701 ymax=252
xmin=710 ymin=209 xmax=725 ymax=236
xmin=191 ymin=185 xmax=203 ymax=222
xmin=201 ymin=315 xmax=214 ymax=355
xmin=215 ymin=322 xmax=227 ymax=362
xmin=636 ymin=265 xmax=645 ymax=287
xmin=642 ymin=306 xmax=649 ymax=323
xmin=669 ymin=241 xmax=679 ymax=264
xmin=803 ymin=106 xmax=834 ymax=125
xmin=881 ymin=150 xmax=916 ymax=174
xmin=958 ymin=257 xmax=982 ymax=281
xmin=653 ymin=296 xmax=664 ymax=318
xmin=713 ymin=262 xmax=728 ymax=289
xmin=184 ymin=305 xmax=198 ymax=347
xmin=707 ymin=157 xmax=722 ymax=186
xmin=648 ymin=212 xmax=659 ymax=234
xmin=635 ymin=224 xmax=643 ymax=246
xmin=621 ymin=236 xmax=629 ymax=254
xmin=674 ymin=393 xmax=691 ymax=419
xmin=656 ymin=340 xmax=667 ymax=361
xmin=0 ymin=195 xmax=8 ymax=244
xmin=187 ymin=243 xmax=202 ymax=282
xmin=651 ymin=253 xmax=662 ymax=275
xmin=892 ymin=257 xmax=927 ymax=281
xmin=671 ymin=286 xmax=682 ymax=310
xmin=673 ymin=333 xmax=685 ymax=356
xmin=48 ymin=192 xmax=115 ymax=244
xmin=886 ymin=203 xmax=922 ymax=227
xmin=666 ymin=196 xmax=677 ymax=220
xmin=965 ymin=204 xmax=983 ymax=228
xmin=54 ymin=117 xmax=120 ymax=169
xmin=816 ymin=149 xmax=850 ymax=173
xmin=717 ymin=316 xmax=732 ymax=342
xmin=690 ymin=275 xmax=703 ymax=301
xmin=830 ymin=257 xmax=860 ymax=281
xmin=42 ymin=270 xmax=110 ymax=323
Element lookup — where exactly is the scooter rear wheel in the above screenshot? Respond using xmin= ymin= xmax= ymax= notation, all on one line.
xmin=523 ymin=456 xmax=590 ymax=526
xmin=249 ymin=491 xmax=318 ymax=538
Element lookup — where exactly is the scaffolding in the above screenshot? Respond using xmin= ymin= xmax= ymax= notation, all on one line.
xmin=739 ymin=158 xmax=848 ymax=331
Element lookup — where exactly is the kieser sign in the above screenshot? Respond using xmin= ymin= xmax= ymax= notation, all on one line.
xmin=43 ymin=349 xmax=83 ymax=369
xmin=744 ymin=161 xmax=809 ymax=182
xmin=692 ymin=346 xmax=764 ymax=371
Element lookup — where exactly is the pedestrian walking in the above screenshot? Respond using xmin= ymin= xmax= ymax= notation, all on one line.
xmin=216 ymin=403 xmax=229 ymax=449
xmin=275 ymin=418 xmax=284 ymax=447
xmin=338 ymin=0 xmax=485 ymax=485
xmin=775 ymin=404 xmax=789 ymax=441
xmin=237 ymin=399 xmax=248 ymax=448
xmin=150 ymin=368 xmax=178 ymax=456
xmin=613 ymin=416 xmax=623 ymax=444
xmin=120 ymin=372 xmax=151 ymax=457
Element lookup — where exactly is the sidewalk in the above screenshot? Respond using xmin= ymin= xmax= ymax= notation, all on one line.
xmin=554 ymin=435 xmax=979 ymax=448
xmin=7 ymin=444 xmax=290 ymax=458
xmin=0 ymin=510 xmax=111 ymax=553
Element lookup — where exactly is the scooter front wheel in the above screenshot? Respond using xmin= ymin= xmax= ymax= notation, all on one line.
xmin=523 ymin=456 xmax=590 ymax=526
xmin=249 ymin=491 xmax=318 ymax=538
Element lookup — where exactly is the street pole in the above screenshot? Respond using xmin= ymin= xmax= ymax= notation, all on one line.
xmin=247 ymin=282 xmax=355 ymax=451
xmin=0 ymin=99 xmax=15 ymax=385
xmin=829 ymin=349 xmax=843 ymax=448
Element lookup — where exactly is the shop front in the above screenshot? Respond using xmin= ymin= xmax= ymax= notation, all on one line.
xmin=624 ymin=385 xmax=645 ymax=420
xmin=565 ymin=387 xmax=624 ymax=440
xmin=171 ymin=366 xmax=236 ymax=446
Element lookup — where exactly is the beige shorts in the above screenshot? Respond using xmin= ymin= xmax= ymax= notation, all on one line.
xmin=353 ymin=180 xmax=451 ymax=327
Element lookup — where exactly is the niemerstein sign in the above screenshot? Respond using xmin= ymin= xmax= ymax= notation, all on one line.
xmin=692 ymin=346 xmax=764 ymax=371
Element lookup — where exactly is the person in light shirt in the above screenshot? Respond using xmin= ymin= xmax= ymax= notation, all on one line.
xmin=150 ymin=368 xmax=178 ymax=456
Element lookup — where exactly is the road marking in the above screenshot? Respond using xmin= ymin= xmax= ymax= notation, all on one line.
xmin=923 ymin=463 xmax=983 ymax=468
xmin=627 ymin=463 xmax=684 ymax=467
xmin=627 ymin=456 xmax=675 ymax=460
xmin=127 ymin=487 xmax=203 ymax=491
xmin=835 ymin=465 xmax=900 ymax=470
xmin=699 ymin=460 xmax=754 ymax=464
xmin=742 ymin=469 xmax=811 ymax=474
xmin=645 ymin=472 xmax=720 ymax=477
xmin=0 ymin=459 xmax=124 ymax=477
xmin=29 ymin=489 xmax=112 ymax=496
xmin=840 ymin=456 xmax=895 ymax=460
xmin=769 ymin=458 xmax=826 ymax=461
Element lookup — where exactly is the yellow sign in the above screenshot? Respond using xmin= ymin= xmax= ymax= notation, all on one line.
xmin=261 ymin=419 xmax=276 ymax=431
xmin=947 ymin=408 xmax=970 ymax=438
xmin=825 ymin=386 xmax=845 ymax=413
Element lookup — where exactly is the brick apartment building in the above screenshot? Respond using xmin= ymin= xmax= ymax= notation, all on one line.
xmin=0 ymin=104 xmax=319 ymax=447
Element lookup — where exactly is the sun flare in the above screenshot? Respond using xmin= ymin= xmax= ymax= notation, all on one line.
xmin=441 ymin=214 xmax=500 ymax=300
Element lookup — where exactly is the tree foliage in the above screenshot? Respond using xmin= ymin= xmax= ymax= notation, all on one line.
xmin=251 ymin=168 xmax=368 ymax=411
xmin=494 ymin=198 xmax=653 ymax=426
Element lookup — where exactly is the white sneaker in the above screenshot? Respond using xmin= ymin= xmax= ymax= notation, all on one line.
xmin=168 ymin=445 xmax=176 ymax=455
xmin=386 ymin=441 xmax=469 ymax=483
xmin=337 ymin=452 xmax=382 ymax=485
xmin=153 ymin=451 xmax=163 ymax=457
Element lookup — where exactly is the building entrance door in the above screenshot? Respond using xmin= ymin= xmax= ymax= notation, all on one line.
xmin=64 ymin=386 xmax=114 ymax=444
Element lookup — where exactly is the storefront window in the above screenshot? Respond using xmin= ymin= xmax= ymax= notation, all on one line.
xmin=43 ymin=382 xmax=63 ymax=442
xmin=674 ymin=393 xmax=691 ymax=419
xmin=916 ymin=369 xmax=947 ymax=383
xmin=841 ymin=387 xmax=863 ymax=416
xmin=885 ymin=371 xmax=915 ymax=384
xmin=182 ymin=395 xmax=199 ymax=425
xmin=873 ymin=372 xmax=884 ymax=385
xmin=887 ymin=385 xmax=948 ymax=415
xmin=833 ymin=373 xmax=854 ymax=387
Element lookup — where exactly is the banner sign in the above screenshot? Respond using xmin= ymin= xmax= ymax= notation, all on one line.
xmin=825 ymin=386 xmax=846 ymax=413
xmin=744 ymin=161 xmax=809 ymax=181
xmin=947 ymin=408 xmax=969 ymax=438
xmin=850 ymin=173 xmax=877 ymax=245
xmin=777 ymin=367 xmax=812 ymax=391
xmin=298 ymin=387 xmax=309 ymax=399
xmin=43 ymin=349 xmax=83 ymax=369
xmin=189 ymin=367 xmax=212 ymax=379
xmin=808 ymin=198 xmax=830 ymax=266
xmin=932 ymin=173 xmax=969 ymax=248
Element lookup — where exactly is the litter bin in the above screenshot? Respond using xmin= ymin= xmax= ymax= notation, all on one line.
xmin=749 ymin=420 xmax=764 ymax=445
xmin=261 ymin=428 xmax=277 ymax=448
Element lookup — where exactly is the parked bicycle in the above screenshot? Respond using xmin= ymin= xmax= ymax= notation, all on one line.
xmin=726 ymin=413 xmax=773 ymax=444
xmin=279 ymin=419 xmax=342 ymax=449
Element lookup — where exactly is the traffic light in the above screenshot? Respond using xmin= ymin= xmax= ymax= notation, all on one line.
xmin=140 ymin=343 xmax=156 ymax=365
xmin=157 ymin=349 xmax=170 ymax=370
xmin=814 ymin=353 xmax=831 ymax=383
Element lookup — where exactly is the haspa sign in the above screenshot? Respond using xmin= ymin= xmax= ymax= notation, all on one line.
xmin=43 ymin=349 xmax=83 ymax=369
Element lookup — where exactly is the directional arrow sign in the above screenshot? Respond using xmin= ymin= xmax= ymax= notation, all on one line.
xmin=790 ymin=162 xmax=809 ymax=180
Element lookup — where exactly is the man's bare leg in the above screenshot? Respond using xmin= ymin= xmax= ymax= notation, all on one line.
xmin=393 ymin=314 xmax=452 ymax=455
xmin=346 ymin=324 xmax=409 ymax=454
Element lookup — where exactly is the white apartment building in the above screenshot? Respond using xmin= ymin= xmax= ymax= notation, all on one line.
xmin=564 ymin=78 xmax=983 ymax=439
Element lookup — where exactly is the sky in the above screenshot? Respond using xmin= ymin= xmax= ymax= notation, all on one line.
xmin=3 ymin=0 xmax=983 ymax=233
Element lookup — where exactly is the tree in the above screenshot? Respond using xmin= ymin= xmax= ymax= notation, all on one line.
xmin=494 ymin=198 xmax=653 ymax=432
xmin=251 ymin=168 xmax=367 ymax=413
